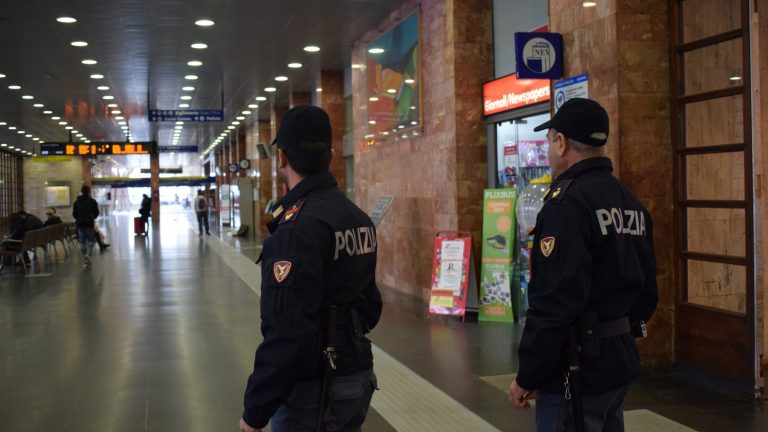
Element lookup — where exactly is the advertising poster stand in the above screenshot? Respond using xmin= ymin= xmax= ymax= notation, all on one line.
xmin=428 ymin=231 xmax=478 ymax=321
xmin=479 ymin=189 xmax=518 ymax=323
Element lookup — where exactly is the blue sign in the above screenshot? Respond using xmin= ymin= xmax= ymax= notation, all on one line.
xmin=149 ymin=109 xmax=224 ymax=122
xmin=554 ymin=73 xmax=589 ymax=111
xmin=514 ymin=32 xmax=563 ymax=80
xmin=157 ymin=145 xmax=198 ymax=153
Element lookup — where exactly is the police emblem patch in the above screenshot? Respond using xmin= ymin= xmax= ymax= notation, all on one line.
xmin=540 ymin=236 xmax=556 ymax=257
xmin=273 ymin=260 xmax=292 ymax=283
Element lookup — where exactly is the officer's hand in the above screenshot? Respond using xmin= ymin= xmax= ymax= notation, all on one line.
xmin=508 ymin=380 xmax=536 ymax=410
xmin=239 ymin=418 xmax=261 ymax=432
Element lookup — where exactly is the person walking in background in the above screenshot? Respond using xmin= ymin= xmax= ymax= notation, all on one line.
xmin=73 ymin=185 xmax=100 ymax=268
xmin=139 ymin=193 xmax=152 ymax=231
xmin=195 ymin=189 xmax=210 ymax=236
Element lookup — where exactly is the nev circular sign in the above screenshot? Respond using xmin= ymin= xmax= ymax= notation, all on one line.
xmin=514 ymin=32 xmax=563 ymax=80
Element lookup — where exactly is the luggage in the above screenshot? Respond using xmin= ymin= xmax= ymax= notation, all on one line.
xmin=134 ymin=217 xmax=145 ymax=235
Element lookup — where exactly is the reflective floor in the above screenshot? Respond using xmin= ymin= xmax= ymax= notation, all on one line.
xmin=0 ymin=210 xmax=766 ymax=431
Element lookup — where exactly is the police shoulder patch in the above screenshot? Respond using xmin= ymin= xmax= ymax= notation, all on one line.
xmin=279 ymin=198 xmax=306 ymax=224
xmin=544 ymin=179 xmax=573 ymax=203
xmin=540 ymin=236 xmax=556 ymax=258
xmin=273 ymin=260 xmax=292 ymax=283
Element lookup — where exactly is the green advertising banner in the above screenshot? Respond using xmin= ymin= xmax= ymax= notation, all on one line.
xmin=479 ymin=189 xmax=517 ymax=323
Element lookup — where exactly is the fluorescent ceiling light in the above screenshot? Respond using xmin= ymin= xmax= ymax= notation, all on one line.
xmin=351 ymin=64 xmax=364 ymax=69
xmin=405 ymin=79 xmax=415 ymax=84
xmin=274 ymin=76 xmax=288 ymax=82
xmin=236 ymin=116 xmax=245 ymax=120
xmin=102 ymin=95 xmax=114 ymax=100
xmin=191 ymin=43 xmax=208 ymax=49
xmin=180 ymin=95 xmax=192 ymax=100
xmin=369 ymin=97 xmax=379 ymax=101
xmin=71 ymin=41 xmax=88 ymax=47
xmin=387 ymin=89 xmax=396 ymax=94
xmin=90 ymin=74 xmax=104 ymax=79
xmin=195 ymin=19 xmax=215 ymax=27
xmin=182 ymin=86 xmax=195 ymax=91
xmin=58 ymin=122 xmax=67 ymax=125
xmin=107 ymin=103 xmax=118 ymax=107
xmin=97 ymin=86 xmax=110 ymax=91
xmin=43 ymin=110 xmax=52 ymax=114
xmin=56 ymin=17 xmax=77 ymax=23
xmin=248 ymin=104 xmax=258 ymax=109
xmin=255 ymin=96 xmax=266 ymax=101
xmin=368 ymin=48 xmax=385 ymax=54
xmin=111 ymin=110 xmax=121 ymax=114
xmin=81 ymin=59 xmax=97 ymax=65
xmin=227 ymin=125 xmax=235 ymax=130
xmin=242 ymin=110 xmax=251 ymax=115
xmin=33 ymin=103 xmax=44 ymax=108
xmin=65 ymin=126 xmax=73 ymax=130
xmin=115 ymin=116 xmax=124 ymax=120
xmin=185 ymin=75 xmax=198 ymax=80
xmin=179 ymin=103 xmax=190 ymax=108
xmin=264 ymin=87 xmax=276 ymax=92
xmin=7 ymin=126 xmax=16 ymax=130
xmin=187 ymin=60 xmax=203 ymax=67
xmin=287 ymin=63 xmax=302 ymax=69
xmin=51 ymin=116 xmax=61 ymax=120
xmin=231 ymin=121 xmax=240 ymax=125
xmin=303 ymin=45 xmax=320 ymax=52
xmin=176 ymin=121 xmax=184 ymax=125
xmin=8 ymin=85 xmax=20 ymax=90
xmin=582 ymin=1 xmax=597 ymax=6
xmin=21 ymin=95 xmax=33 ymax=99
xmin=0 ymin=73 xmax=5 ymax=78
xmin=316 ymin=88 xmax=323 ymax=92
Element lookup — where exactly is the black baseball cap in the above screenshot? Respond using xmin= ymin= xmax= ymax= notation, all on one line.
xmin=533 ymin=98 xmax=609 ymax=147
xmin=273 ymin=105 xmax=332 ymax=156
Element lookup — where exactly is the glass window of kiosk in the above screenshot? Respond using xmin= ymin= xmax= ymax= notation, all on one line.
xmin=494 ymin=111 xmax=551 ymax=190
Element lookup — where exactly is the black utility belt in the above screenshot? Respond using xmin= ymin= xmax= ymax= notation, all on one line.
xmin=579 ymin=314 xmax=647 ymax=360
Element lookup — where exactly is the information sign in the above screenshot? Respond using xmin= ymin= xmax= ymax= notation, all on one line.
xmin=428 ymin=232 xmax=477 ymax=318
xmin=40 ymin=142 xmax=156 ymax=156
xmin=554 ymin=73 xmax=589 ymax=111
xmin=149 ymin=109 xmax=224 ymax=122
xmin=157 ymin=145 xmax=198 ymax=153
xmin=370 ymin=195 xmax=395 ymax=227
xmin=514 ymin=32 xmax=564 ymax=79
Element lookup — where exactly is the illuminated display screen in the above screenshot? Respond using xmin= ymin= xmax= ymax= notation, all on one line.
xmin=40 ymin=142 xmax=156 ymax=156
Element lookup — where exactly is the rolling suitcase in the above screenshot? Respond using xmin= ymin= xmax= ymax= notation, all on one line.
xmin=134 ymin=217 xmax=145 ymax=235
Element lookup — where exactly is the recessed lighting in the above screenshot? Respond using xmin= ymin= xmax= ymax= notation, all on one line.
xmin=179 ymin=103 xmax=190 ymax=108
xmin=405 ymin=79 xmax=415 ymax=84
xmin=185 ymin=75 xmax=198 ymax=80
xmin=81 ymin=59 xmax=97 ymax=65
xmin=115 ymin=116 xmax=124 ymax=120
xmin=274 ymin=76 xmax=288 ymax=82
xmin=730 ymin=76 xmax=742 ymax=81
xmin=70 ymin=41 xmax=88 ymax=47
xmin=33 ymin=103 xmax=44 ymax=108
xmin=33 ymin=138 xmax=40 ymax=141
xmin=410 ymin=106 xmax=416 ymax=110
xmin=7 ymin=126 xmax=16 ymax=130
xmin=174 ymin=125 xmax=183 ymax=129
xmin=182 ymin=86 xmax=195 ymax=91
xmin=90 ymin=74 xmax=104 ymax=79
xmin=56 ymin=17 xmax=77 ymax=24
xmin=369 ymin=96 xmax=379 ymax=101
xmin=387 ymin=89 xmax=396 ymax=94
xmin=43 ymin=110 xmax=52 ymax=114
xmin=176 ymin=121 xmax=184 ymax=125
xmin=180 ymin=95 xmax=192 ymax=100
xmin=21 ymin=95 xmax=33 ymax=100
xmin=255 ymin=96 xmax=267 ymax=101
xmin=368 ymin=48 xmax=385 ymax=54
xmin=8 ymin=85 xmax=20 ymax=90
xmin=248 ymin=104 xmax=258 ymax=109
xmin=0 ymin=73 xmax=5 ymax=78
xmin=65 ymin=126 xmax=74 ymax=130
xmin=368 ymin=120 xmax=376 ymax=125
xmin=25 ymin=134 xmax=32 ymax=138
xmin=51 ymin=116 xmax=61 ymax=120
xmin=264 ymin=87 xmax=276 ymax=92
xmin=351 ymin=64 xmax=364 ymax=69
xmin=191 ymin=43 xmax=208 ymax=49
xmin=287 ymin=62 xmax=303 ymax=69
xmin=58 ymin=122 xmax=67 ymax=125
xmin=195 ymin=19 xmax=215 ymax=27
xmin=107 ymin=103 xmax=118 ymax=107
xmin=227 ymin=125 xmax=235 ymax=130
xmin=111 ymin=110 xmax=121 ymax=114
xmin=118 ymin=121 xmax=127 ymax=125
xmin=232 ymin=121 xmax=241 ymax=125
xmin=316 ymin=88 xmax=323 ymax=92
xmin=304 ymin=45 xmax=320 ymax=52
xmin=582 ymin=1 xmax=597 ymax=6
xmin=242 ymin=110 xmax=252 ymax=115
xmin=187 ymin=60 xmax=203 ymax=67
xmin=97 ymin=86 xmax=110 ymax=91
xmin=102 ymin=95 xmax=114 ymax=100
xmin=17 ymin=130 xmax=25 ymax=134
xmin=0 ymin=143 xmax=6 ymax=147
xmin=234 ymin=116 xmax=244 ymax=121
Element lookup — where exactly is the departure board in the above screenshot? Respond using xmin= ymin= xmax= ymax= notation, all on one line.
xmin=40 ymin=142 xmax=157 ymax=156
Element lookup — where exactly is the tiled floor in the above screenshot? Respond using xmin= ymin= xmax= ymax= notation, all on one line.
xmin=1 ymin=210 xmax=766 ymax=431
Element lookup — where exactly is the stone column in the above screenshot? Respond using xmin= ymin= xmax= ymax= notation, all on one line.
xmin=549 ymin=0 xmax=674 ymax=370
xmin=258 ymin=120 xmax=273 ymax=236
xmin=290 ymin=91 xmax=311 ymax=108
xmin=755 ymin=0 xmax=768 ymax=385
xmin=316 ymin=70 xmax=346 ymax=191
xmin=81 ymin=157 xmax=92 ymax=187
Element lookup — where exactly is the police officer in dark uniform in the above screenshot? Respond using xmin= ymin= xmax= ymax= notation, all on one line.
xmin=240 ymin=105 xmax=382 ymax=432
xmin=508 ymin=98 xmax=658 ymax=431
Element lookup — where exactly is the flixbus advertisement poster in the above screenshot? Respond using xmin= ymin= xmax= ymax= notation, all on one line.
xmin=479 ymin=189 xmax=517 ymax=322
xmin=428 ymin=235 xmax=472 ymax=317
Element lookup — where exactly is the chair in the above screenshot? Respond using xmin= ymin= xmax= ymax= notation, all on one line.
xmin=0 ymin=230 xmax=37 ymax=274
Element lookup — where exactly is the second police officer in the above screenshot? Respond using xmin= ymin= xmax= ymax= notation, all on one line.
xmin=240 ymin=105 xmax=382 ymax=432
xmin=508 ymin=98 xmax=658 ymax=432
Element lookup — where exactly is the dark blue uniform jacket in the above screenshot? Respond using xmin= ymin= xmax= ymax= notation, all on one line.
xmin=243 ymin=171 xmax=382 ymax=428
xmin=517 ymin=157 xmax=658 ymax=395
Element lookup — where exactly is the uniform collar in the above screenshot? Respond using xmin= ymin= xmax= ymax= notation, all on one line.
xmin=268 ymin=171 xmax=337 ymax=232
xmin=554 ymin=157 xmax=613 ymax=183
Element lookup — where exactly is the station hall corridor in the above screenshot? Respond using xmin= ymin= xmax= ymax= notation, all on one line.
xmin=1 ymin=211 xmax=766 ymax=432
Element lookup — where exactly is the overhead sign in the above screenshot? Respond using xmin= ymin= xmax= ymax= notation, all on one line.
xmin=40 ymin=142 xmax=156 ymax=156
xmin=554 ymin=73 xmax=589 ymax=111
xmin=514 ymin=32 xmax=563 ymax=79
xmin=149 ymin=109 xmax=224 ymax=122
xmin=157 ymin=145 xmax=198 ymax=153
xmin=483 ymin=73 xmax=550 ymax=116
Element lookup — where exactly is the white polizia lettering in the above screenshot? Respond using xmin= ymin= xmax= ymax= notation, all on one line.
xmin=334 ymin=227 xmax=377 ymax=260
xmin=596 ymin=208 xmax=646 ymax=236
